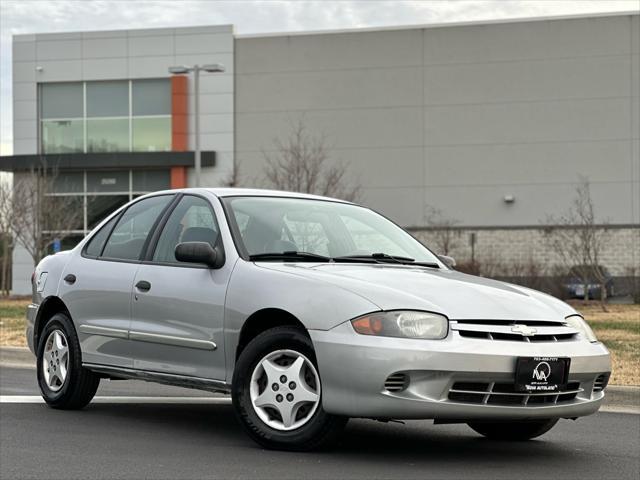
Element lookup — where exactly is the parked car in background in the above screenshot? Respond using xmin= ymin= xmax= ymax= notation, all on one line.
xmin=26 ymin=189 xmax=611 ymax=450
xmin=564 ymin=265 xmax=614 ymax=299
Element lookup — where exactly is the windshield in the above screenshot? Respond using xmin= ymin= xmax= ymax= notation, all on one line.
xmin=222 ymin=196 xmax=441 ymax=264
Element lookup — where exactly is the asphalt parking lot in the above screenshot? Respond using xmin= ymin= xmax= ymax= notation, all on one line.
xmin=1 ymin=366 xmax=638 ymax=480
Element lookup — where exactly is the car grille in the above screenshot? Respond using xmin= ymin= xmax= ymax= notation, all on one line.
xmin=593 ymin=373 xmax=610 ymax=392
xmin=448 ymin=381 xmax=583 ymax=406
xmin=452 ymin=319 xmax=578 ymax=342
xmin=384 ymin=373 xmax=409 ymax=392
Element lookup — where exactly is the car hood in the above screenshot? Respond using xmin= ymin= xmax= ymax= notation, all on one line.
xmin=257 ymin=263 xmax=576 ymax=322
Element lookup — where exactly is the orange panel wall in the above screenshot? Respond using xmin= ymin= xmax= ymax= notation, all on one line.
xmin=170 ymin=75 xmax=188 ymax=188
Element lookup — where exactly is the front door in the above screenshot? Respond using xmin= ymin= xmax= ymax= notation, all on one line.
xmin=129 ymin=194 xmax=231 ymax=380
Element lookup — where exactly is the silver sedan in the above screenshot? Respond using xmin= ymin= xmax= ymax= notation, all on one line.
xmin=26 ymin=189 xmax=611 ymax=450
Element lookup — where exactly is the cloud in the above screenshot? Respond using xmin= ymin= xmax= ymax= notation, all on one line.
xmin=1 ymin=0 xmax=638 ymax=155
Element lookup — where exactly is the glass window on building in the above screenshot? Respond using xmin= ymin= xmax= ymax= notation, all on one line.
xmin=39 ymin=79 xmax=172 ymax=154
xmin=132 ymin=117 xmax=171 ymax=152
xmin=41 ymin=83 xmax=84 ymax=154
xmin=41 ymin=120 xmax=84 ymax=153
xmin=132 ymin=79 xmax=171 ymax=152
xmin=132 ymin=79 xmax=171 ymax=116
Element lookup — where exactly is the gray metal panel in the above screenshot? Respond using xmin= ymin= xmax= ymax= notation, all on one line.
xmin=423 ymin=56 xmax=631 ymax=105
xmin=235 ymin=29 xmax=422 ymax=73
xmin=13 ymin=40 xmax=35 ymax=62
xmin=423 ymin=98 xmax=630 ymax=146
xmin=82 ymin=58 xmax=128 ymax=80
xmin=128 ymin=35 xmax=174 ymax=57
xmin=236 ymin=67 xmax=422 ymax=112
xmin=174 ymin=33 xmax=233 ymax=54
xmin=424 ymin=182 xmax=635 ymax=226
xmin=13 ymin=62 xmax=36 ymax=83
xmin=36 ymin=39 xmax=82 ymax=60
xmin=35 ymin=59 xmax=82 ymax=82
xmin=424 ymin=141 xmax=634 ymax=186
xmin=82 ymin=37 xmax=127 ymax=58
xmin=236 ymin=107 xmax=423 ymax=150
xmin=422 ymin=16 xmax=632 ymax=64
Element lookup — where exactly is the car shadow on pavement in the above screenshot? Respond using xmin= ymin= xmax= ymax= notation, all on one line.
xmin=77 ymin=402 xmax=571 ymax=463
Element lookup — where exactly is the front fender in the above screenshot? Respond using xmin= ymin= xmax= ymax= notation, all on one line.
xmin=224 ymin=260 xmax=380 ymax=378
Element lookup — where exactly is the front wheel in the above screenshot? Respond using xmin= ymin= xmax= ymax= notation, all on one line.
xmin=467 ymin=419 xmax=559 ymax=440
xmin=232 ymin=326 xmax=347 ymax=451
xmin=37 ymin=312 xmax=100 ymax=409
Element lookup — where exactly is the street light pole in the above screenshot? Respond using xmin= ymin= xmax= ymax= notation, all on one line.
xmin=168 ymin=63 xmax=225 ymax=188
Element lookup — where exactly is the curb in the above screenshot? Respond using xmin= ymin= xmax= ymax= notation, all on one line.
xmin=0 ymin=346 xmax=34 ymax=367
xmin=1 ymin=346 xmax=638 ymax=412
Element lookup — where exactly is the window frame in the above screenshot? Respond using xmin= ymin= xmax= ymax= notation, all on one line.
xmin=142 ymin=193 xmax=225 ymax=269
xmin=81 ymin=193 xmax=177 ymax=264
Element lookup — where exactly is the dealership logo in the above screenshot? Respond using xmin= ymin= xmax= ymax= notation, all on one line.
xmin=532 ymin=361 xmax=551 ymax=381
xmin=511 ymin=324 xmax=537 ymax=336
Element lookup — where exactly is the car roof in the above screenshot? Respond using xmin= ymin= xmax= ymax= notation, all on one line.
xmin=148 ymin=187 xmax=355 ymax=204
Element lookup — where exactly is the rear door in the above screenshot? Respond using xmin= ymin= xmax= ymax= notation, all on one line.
xmin=129 ymin=194 xmax=232 ymax=380
xmin=59 ymin=194 xmax=174 ymax=367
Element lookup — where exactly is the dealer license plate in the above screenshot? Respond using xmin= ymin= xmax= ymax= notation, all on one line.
xmin=515 ymin=357 xmax=570 ymax=392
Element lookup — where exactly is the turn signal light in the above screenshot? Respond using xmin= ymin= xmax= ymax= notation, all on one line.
xmin=352 ymin=316 xmax=384 ymax=335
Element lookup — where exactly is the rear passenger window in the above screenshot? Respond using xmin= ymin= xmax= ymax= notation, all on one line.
xmin=84 ymin=215 xmax=118 ymax=257
xmin=101 ymin=195 xmax=173 ymax=261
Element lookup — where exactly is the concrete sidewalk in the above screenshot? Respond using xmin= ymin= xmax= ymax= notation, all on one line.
xmin=1 ymin=346 xmax=638 ymax=412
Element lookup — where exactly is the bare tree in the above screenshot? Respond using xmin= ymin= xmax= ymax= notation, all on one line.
xmin=262 ymin=118 xmax=360 ymax=202
xmin=11 ymin=165 xmax=83 ymax=267
xmin=0 ymin=176 xmax=14 ymax=296
xmin=543 ymin=178 xmax=610 ymax=311
xmin=424 ymin=205 xmax=460 ymax=256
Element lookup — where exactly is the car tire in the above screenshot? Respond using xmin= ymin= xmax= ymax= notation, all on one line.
xmin=232 ymin=326 xmax=348 ymax=451
xmin=36 ymin=312 xmax=100 ymax=409
xmin=467 ymin=419 xmax=559 ymax=441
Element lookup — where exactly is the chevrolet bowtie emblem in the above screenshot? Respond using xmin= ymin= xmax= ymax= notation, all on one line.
xmin=511 ymin=324 xmax=537 ymax=336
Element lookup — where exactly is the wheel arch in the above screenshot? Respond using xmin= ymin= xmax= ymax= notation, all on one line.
xmin=236 ymin=308 xmax=307 ymax=361
xmin=34 ymin=296 xmax=71 ymax=348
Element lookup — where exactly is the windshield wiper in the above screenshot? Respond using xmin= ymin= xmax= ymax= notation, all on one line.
xmin=249 ymin=251 xmax=331 ymax=262
xmin=333 ymin=253 xmax=440 ymax=268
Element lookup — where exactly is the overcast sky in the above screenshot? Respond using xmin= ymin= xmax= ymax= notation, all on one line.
xmin=1 ymin=0 xmax=638 ymax=156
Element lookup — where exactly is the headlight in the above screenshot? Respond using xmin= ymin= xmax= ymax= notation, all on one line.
xmin=565 ymin=314 xmax=599 ymax=343
xmin=351 ymin=311 xmax=448 ymax=339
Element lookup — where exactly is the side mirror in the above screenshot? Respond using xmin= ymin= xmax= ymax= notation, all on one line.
xmin=438 ymin=255 xmax=456 ymax=269
xmin=175 ymin=242 xmax=224 ymax=269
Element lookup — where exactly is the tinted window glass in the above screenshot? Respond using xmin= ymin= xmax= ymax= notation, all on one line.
xmin=84 ymin=216 xmax=118 ymax=257
xmin=132 ymin=79 xmax=170 ymax=116
xmin=153 ymin=196 xmax=219 ymax=264
xmin=102 ymin=195 xmax=172 ymax=261
xmin=41 ymin=83 xmax=83 ymax=119
xmin=87 ymin=118 xmax=129 ymax=152
xmin=42 ymin=120 xmax=84 ymax=153
xmin=132 ymin=117 xmax=171 ymax=152
xmin=87 ymin=195 xmax=129 ymax=229
xmin=86 ymin=81 xmax=129 ymax=117
xmin=132 ymin=170 xmax=170 ymax=192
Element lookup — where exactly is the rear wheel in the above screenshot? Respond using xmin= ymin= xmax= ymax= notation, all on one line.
xmin=467 ymin=419 xmax=559 ymax=441
xmin=37 ymin=312 xmax=100 ymax=409
xmin=232 ymin=326 xmax=347 ymax=451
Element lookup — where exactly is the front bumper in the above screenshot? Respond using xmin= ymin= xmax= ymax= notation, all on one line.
xmin=310 ymin=322 xmax=611 ymax=420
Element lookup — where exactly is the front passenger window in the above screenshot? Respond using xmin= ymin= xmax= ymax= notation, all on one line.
xmin=152 ymin=195 xmax=220 ymax=264
xmin=101 ymin=195 xmax=173 ymax=261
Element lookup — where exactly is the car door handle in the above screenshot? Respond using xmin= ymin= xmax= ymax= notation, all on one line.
xmin=135 ymin=280 xmax=151 ymax=292
xmin=64 ymin=274 xmax=76 ymax=285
